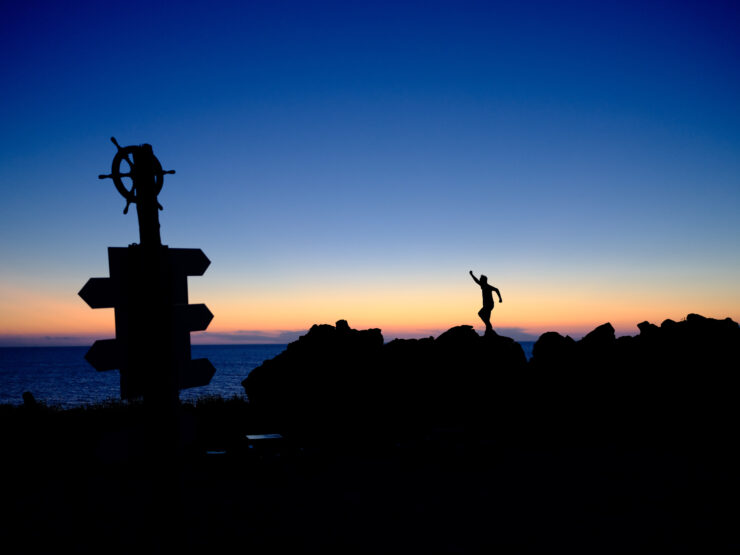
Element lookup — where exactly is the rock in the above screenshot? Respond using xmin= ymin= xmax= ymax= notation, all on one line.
xmin=436 ymin=325 xmax=479 ymax=346
xmin=530 ymin=332 xmax=576 ymax=369
xmin=637 ymin=321 xmax=659 ymax=337
xmin=579 ymin=322 xmax=615 ymax=347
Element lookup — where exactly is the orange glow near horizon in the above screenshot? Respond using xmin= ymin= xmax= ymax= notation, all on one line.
xmin=2 ymin=277 xmax=737 ymax=345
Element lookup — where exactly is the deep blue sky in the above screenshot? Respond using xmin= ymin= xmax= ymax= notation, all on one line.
xmin=1 ymin=1 xmax=739 ymax=344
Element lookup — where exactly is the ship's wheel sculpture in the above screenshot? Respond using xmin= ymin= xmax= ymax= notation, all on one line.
xmin=98 ymin=136 xmax=175 ymax=214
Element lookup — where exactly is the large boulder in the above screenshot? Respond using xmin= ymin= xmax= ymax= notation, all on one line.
xmin=530 ymin=331 xmax=576 ymax=369
xmin=242 ymin=320 xmax=384 ymax=432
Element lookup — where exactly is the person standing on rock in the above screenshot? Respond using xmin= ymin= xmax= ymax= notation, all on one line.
xmin=469 ymin=271 xmax=502 ymax=334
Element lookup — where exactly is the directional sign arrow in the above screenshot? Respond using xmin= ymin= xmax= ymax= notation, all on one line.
xmin=179 ymin=358 xmax=216 ymax=390
xmin=79 ymin=278 xmax=117 ymax=309
xmin=85 ymin=338 xmax=121 ymax=371
xmin=169 ymin=248 xmax=210 ymax=276
xmin=173 ymin=303 xmax=214 ymax=332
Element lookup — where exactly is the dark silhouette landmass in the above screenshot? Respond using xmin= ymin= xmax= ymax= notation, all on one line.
xmin=243 ymin=313 xmax=740 ymax=446
xmin=243 ymin=320 xmax=526 ymax=439
xmin=3 ymin=313 xmax=740 ymax=553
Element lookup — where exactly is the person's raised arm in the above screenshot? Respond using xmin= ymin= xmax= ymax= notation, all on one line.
xmin=469 ymin=270 xmax=480 ymax=285
xmin=493 ymin=286 xmax=502 ymax=303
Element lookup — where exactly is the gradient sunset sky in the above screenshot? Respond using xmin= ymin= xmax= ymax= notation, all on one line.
xmin=1 ymin=1 xmax=739 ymax=345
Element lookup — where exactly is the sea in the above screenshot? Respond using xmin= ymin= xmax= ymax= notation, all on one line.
xmin=0 ymin=342 xmax=536 ymax=408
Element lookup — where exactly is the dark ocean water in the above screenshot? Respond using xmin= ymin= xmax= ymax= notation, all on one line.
xmin=0 ymin=342 xmax=536 ymax=408
xmin=0 ymin=345 xmax=287 ymax=408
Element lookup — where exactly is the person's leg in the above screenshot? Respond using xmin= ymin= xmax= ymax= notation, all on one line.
xmin=479 ymin=306 xmax=492 ymax=332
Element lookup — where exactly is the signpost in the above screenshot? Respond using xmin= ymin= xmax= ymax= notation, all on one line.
xmin=80 ymin=138 xmax=216 ymax=404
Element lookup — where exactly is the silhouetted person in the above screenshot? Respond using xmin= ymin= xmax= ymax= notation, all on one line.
xmin=469 ymin=271 xmax=502 ymax=334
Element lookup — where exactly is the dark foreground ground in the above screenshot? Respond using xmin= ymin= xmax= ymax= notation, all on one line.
xmin=2 ymin=398 xmax=739 ymax=554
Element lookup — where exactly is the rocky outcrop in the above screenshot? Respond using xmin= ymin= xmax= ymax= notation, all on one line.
xmin=243 ymin=315 xmax=740 ymax=444
xmin=243 ymin=320 xmax=526 ymax=435
xmin=242 ymin=320 xmax=384 ymax=431
xmin=527 ymin=313 xmax=740 ymax=444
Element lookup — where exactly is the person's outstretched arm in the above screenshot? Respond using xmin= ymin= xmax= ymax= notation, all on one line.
xmin=493 ymin=286 xmax=502 ymax=303
xmin=469 ymin=270 xmax=480 ymax=285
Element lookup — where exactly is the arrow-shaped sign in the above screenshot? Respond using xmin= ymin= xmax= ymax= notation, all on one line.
xmin=79 ymin=278 xmax=117 ymax=309
xmin=85 ymin=338 xmax=121 ymax=371
xmin=179 ymin=358 xmax=216 ymax=390
xmin=81 ymin=244 xmax=217 ymax=399
xmin=169 ymin=248 xmax=210 ymax=276
xmin=173 ymin=303 xmax=213 ymax=332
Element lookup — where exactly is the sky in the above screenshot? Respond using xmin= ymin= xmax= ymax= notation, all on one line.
xmin=1 ymin=0 xmax=739 ymax=345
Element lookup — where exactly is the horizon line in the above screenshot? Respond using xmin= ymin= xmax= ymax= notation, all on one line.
xmin=0 ymin=319 xmax=699 ymax=348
